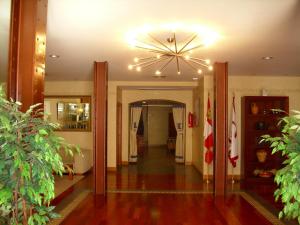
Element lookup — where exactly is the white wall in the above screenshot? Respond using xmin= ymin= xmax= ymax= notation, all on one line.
xmin=44 ymin=81 xmax=93 ymax=150
xmin=148 ymin=106 xmax=170 ymax=146
xmin=192 ymin=77 xmax=204 ymax=174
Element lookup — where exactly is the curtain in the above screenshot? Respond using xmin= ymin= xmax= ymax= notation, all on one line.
xmin=129 ymin=106 xmax=142 ymax=162
xmin=172 ymin=107 xmax=184 ymax=163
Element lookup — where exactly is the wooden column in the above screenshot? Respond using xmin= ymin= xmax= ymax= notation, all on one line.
xmin=213 ymin=62 xmax=228 ymax=196
xmin=8 ymin=0 xmax=47 ymax=111
xmin=94 ymin=61 xmax=108 ymax=195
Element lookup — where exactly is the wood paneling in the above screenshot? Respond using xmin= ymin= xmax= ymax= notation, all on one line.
xmin=213 ymin=62 xmax=228 ymax=196
xmin=8 ymin=0 xmax=48 ymax=111
xmin=93 ymin=61 xmax=108 ymax=195
xmin=116 ymin=102 xmax=122 ymax=167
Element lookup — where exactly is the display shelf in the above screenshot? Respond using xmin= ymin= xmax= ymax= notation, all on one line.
xmin=241 ymin=96 xmax=289 ymax=183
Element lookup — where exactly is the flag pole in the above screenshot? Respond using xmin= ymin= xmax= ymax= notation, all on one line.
xmin=206 ymin=163 xmax=210 ymax=184
xmin=231 ymin=164 xmax=235 ymax=184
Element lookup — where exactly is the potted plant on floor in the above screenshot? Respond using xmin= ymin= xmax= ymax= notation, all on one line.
xmin=261 ymin=110 xmax=300 ymax=224
xmin=0 ymin=86 xmax=78 ymax=225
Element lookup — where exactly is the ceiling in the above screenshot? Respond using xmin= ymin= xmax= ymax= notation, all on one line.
xmin=45 ymin=0 xmax=300 ymax=81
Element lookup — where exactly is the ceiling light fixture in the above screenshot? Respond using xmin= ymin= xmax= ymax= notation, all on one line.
xmin=49 ymin=54 xmax=60 ymax=58
xmin=262 ymin=56 xmax=273 ymax=60
xmin=126 ymin=23 xmax=219 ymax=77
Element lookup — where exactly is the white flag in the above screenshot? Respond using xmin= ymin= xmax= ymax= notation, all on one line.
xmin=229 ymin=96 xmax=238 ymax=167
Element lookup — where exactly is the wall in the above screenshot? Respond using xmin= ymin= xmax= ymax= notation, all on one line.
xmin=192 ymin=77 xmax=204 ymax=174
xmin=203 ymin=75 xmax=300 ymax=176
xmin=148 ymin=106 xmax=170 ymax=146
xmin=44 ymin=81 xmax=93 ymax=150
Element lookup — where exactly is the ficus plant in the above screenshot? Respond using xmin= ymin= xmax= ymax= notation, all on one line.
xmin=261 ymin=110 xmax=300 ymax=224
xmin=0 ymin=86 xmax=78 ymax=225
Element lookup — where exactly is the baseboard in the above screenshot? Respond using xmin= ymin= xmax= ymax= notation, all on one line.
xmin=202 ymin=174 xmax=241 ymax=181
xmin=121 ymin=161 xmax=128 ymax=166
xmin=107 ymin=167 xmax=117 ymax=172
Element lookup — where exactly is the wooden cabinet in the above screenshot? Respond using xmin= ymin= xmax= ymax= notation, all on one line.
xmin=241 ymin=96 xmax=289 ymax=183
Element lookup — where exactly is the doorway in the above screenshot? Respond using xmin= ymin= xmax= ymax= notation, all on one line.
xmin=107 ymin=99 xmax=205 ymax=191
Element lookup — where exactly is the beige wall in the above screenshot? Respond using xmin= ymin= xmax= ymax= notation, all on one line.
xmin=148 ymin=106 xmax=171 ymax=146
xmin=203 ymin=75 xmax=300 ymax=176
xmin=192 ymin=77 xmax=204 ymax=174
xmin=44 ymin=81 xmax=93 ymax=151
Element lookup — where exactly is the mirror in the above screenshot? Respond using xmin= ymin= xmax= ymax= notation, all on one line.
xmin=44 ymin=96 xmax=91 ymax=131
xmin=0 ymin=0 xmax=12 ymax=90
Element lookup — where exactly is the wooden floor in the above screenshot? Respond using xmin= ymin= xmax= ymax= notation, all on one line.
xmin=107 ymin=146 xmax=213 ymax=191
xmin=53 ymin=146 xmax=289 ymax=224
xmin=60 ymin=192 xmax=273 ymax=225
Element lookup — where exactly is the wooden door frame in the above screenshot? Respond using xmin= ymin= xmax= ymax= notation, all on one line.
xmin=116 ymin=102 xmax=122 ymax=167
xmin=93 ymin=61 xmax=108 ymax=195
xmin=213 ymin=62 xmax=228 ymax=196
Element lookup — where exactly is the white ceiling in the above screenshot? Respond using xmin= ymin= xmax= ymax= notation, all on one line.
xmin=45 ymin=0 xmax=300 ymax=81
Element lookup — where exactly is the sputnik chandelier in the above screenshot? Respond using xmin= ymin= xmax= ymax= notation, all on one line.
xmin=126 ymin=24 xmax=219 ymax=77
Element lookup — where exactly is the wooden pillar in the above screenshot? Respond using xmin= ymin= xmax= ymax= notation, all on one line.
xmin=8 ymin=0 xmax=48 ymax=111
xmin=213 ymin=62 xmax=228 ymax=196
xmin=94 ymin=61 xmax=108 ymax=195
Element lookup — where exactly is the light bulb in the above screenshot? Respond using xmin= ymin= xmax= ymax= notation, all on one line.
xmin=197 ymin=69 xmax=202 ymax=74
xmin=185 ymin=55 xmax=190 ymax=60
xmin=134 ymin=57 xmax=139 ymax=63
xmin=156 ymin=54 xmax=161 ymax=59
xmin=128 ymin=64 xmax=133 ymax=70
xmin=136 ymin=66 xmax=141 ymax=72
xmin=205 ymin=59 xmax=210 ymax=64
xmin=208 ymin=65 xmax=213 ymax=71
xmin=155 ymin=70 xmax=161 ymax=75
xmin=177 ymin=71 xmax=181 ymax=75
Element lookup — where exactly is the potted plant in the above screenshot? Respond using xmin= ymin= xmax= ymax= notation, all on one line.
xmin=261 ymin=110 xmax=300 ymax=224
xmin=0 ymin=86 xmax=78 ymax=225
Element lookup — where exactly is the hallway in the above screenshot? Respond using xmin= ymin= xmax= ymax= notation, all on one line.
xmin=107 ymin=146 xmax=208 ymax=191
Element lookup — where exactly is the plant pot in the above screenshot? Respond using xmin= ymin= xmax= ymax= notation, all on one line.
xmin=256 ymin=149 xmax=267 ymax=163
xmin=251 ymin=102 xmax=259 ymax=115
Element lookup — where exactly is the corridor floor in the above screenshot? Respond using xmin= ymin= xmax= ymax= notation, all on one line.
xmin=107 ymin=145 xmax=210 ymax=191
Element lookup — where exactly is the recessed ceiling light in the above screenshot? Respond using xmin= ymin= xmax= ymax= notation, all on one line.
xmin=49 ymin=54 xmax=60 ymax=58
xmin=192 ymin=77 xmax=199 ymax=81
xmin=262 ymin=56 xmax=273 ymax=60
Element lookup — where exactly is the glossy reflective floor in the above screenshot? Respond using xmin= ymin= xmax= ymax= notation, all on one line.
xmin=60 ymin=192 xmax=274 ymax=225
xmin=107 ymin=146 xmax=211 ymax=191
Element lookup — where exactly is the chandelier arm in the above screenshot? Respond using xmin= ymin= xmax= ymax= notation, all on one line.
xmin=141 ymin=41 xmax=174 ymax=53
xmin=173 ymin=33 xmax=181 ymax=74
xmin=190 ymin=57 xmax=207 ymax=63
xmin=174 ymin=33 xmax=178 ymax=54
xmin=132 ymin=56 xmax=169 ymax=67
xmin=135 ymin=45 xmax=169 ymax=55
xmin=189 ymin=59 xmax=209 ymax=68
xmin=178 ymin=34 xmax=198 ymax=53
xmin=180 ymin=44 xmax=204 ymax=54
xmin=148 ymin=34 xmax=176 ymax=53
xmin=179 ymin=56 xmax=198 ymax=72
xmin=140 ymin=57 xmax=170 ymax=69
xmin=135 ymin=56 xmax=158 ymax=62
xmin=158 ymin=56 xmax=175 ymax=72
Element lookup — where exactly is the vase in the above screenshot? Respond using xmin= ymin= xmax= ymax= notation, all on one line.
xmin=251 ymin=103 xmax=259 ymax=115
xmin=256 ymin=149 xmax=267 ymax=163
